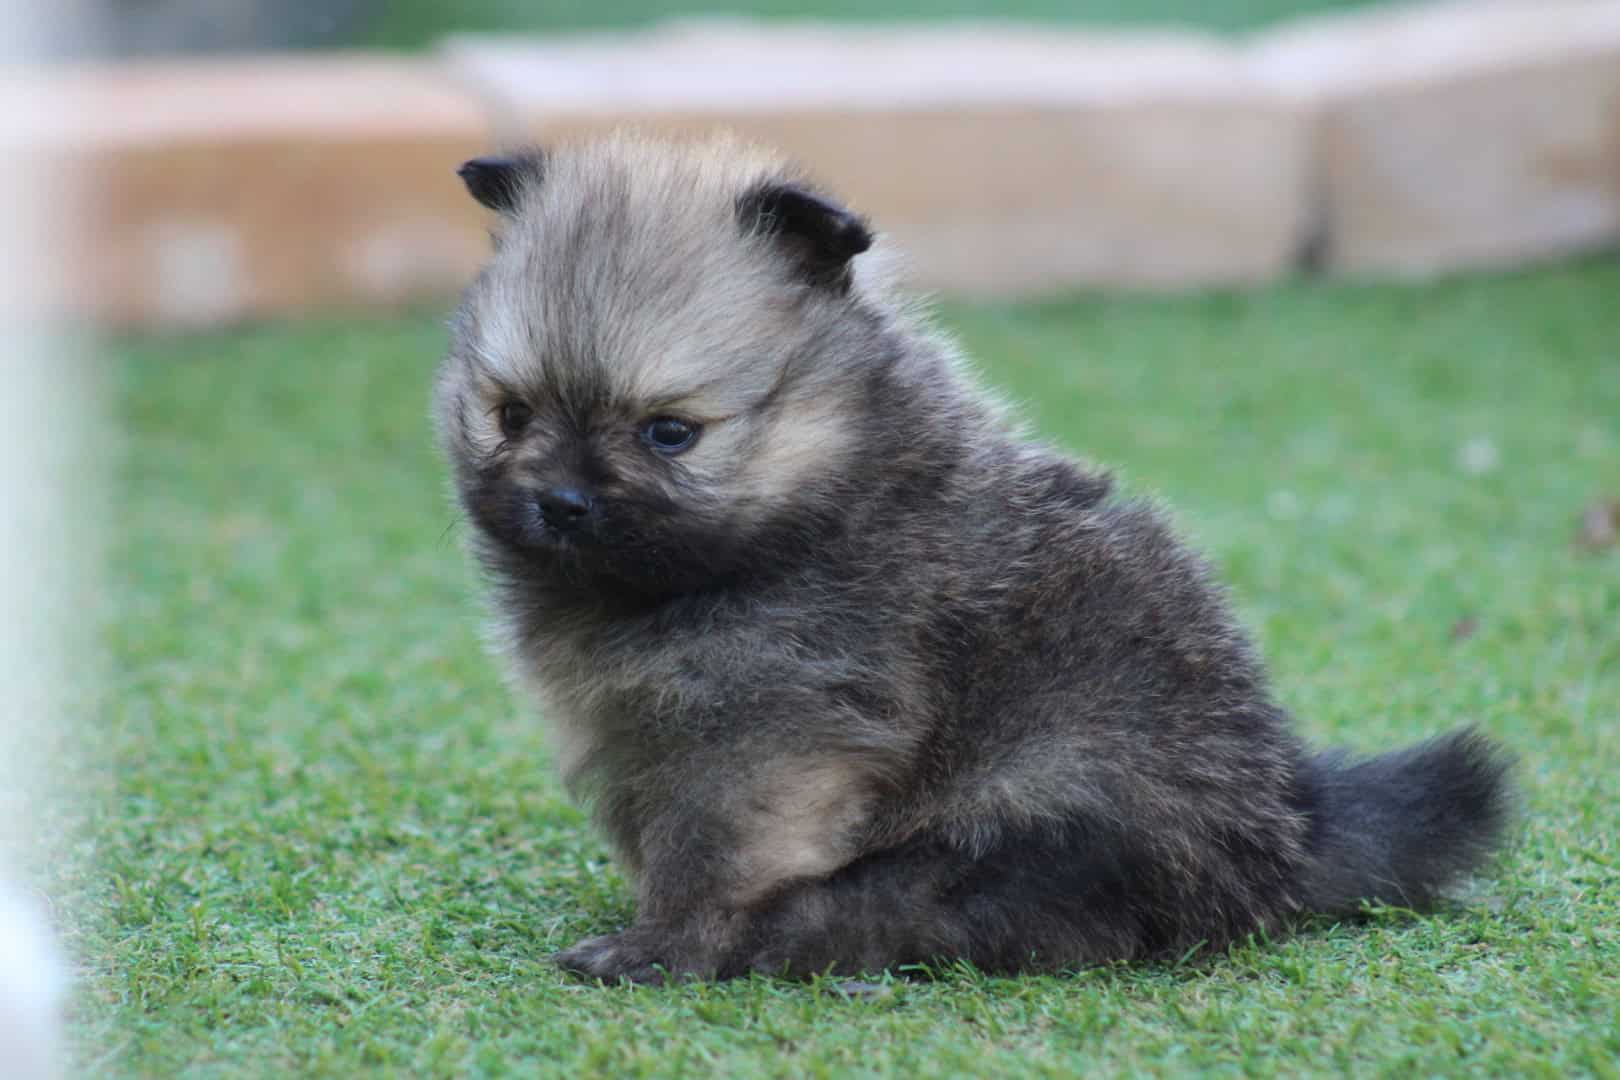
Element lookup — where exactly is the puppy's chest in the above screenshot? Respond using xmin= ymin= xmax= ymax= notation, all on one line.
xmin=517 ymin=625 xmax=737 ymax=771
xmin=520 ymin=612 xmax=933 ymax=787
xmin=515 ymin=638 xmax=651 ymax=779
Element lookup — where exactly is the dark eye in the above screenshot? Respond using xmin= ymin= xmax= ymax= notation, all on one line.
xmin=641 ymin=416 xmax=700 ymax=454
xmin=498 ymin=401 xmax=533 ymax=436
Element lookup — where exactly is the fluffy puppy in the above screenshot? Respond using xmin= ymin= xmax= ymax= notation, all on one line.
xmin=434 ymin=133 xmax=1512 ymax=983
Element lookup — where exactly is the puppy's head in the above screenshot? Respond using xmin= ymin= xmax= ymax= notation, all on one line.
xmin=435 ymin=134 xmax=890 ymax=600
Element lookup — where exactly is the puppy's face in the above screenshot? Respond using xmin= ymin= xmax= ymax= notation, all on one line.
xmin=435 ymin=136 xmax=880 ymax=599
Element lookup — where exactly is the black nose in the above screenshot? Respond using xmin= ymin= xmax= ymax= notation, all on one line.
xmin=536 ymin=487 xmax=594 ymax=531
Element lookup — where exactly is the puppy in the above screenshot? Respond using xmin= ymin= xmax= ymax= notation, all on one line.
xmin=434 ymin=133 xmax=1512 ymax=983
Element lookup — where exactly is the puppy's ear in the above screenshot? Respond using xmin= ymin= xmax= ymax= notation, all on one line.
xmin=457 ymin=151 xmax=545 ymax=215
xmin=737 ymin=181 xmax=872 ymax=289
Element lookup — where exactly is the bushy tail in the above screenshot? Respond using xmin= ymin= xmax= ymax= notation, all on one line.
xmin=1298 ymin=728 xmax=1515 ymax=915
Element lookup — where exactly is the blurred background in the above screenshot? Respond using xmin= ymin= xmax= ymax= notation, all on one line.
xmin=44 ymin=0 xmax=1383 ymax=57
xmin=12 ymin=0 xmax=1619 ymax=324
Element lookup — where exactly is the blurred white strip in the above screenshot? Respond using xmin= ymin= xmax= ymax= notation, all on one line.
xmin=1 ymin=0 xmax=81 ymax=1076
xmin=0 ymin=889 xmax=64 ymax=1080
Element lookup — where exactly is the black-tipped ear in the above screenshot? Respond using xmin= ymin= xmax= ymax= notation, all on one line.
xmin=738 ymin=182 xmax=873 ymax=288
xmin=457 ymin=152 xmax=543 ymax=214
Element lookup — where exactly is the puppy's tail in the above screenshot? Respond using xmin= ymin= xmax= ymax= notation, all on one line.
xmin=1297 ymin=728 xmax=1514 ymax=915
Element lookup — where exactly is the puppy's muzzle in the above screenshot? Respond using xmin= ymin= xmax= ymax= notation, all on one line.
xmin=536 ymin=487 xmax=596 ymax=535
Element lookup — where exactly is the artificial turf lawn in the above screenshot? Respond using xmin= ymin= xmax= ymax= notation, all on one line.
xmin=75 ymin=260 xmax=1618 ymax=1076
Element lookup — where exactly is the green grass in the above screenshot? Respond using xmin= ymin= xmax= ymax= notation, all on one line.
xmin=74 ymin=260 xmax=1620 ymax=1076
xmin=364 ymin=0 xmax=1388 ymax=49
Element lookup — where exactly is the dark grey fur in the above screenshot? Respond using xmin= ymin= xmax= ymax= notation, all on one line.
xmin=434 ymin=134 xmax=1514 ymax=983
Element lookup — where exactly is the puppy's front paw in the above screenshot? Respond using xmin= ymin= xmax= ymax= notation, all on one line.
xmin=555 ymin=930 xmax=661 ymax=984
xmin=555 ymin=926 xmax=707 ymax=985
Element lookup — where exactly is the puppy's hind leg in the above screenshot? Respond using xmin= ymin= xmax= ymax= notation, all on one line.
xmin=722 ymin=818 xmax=1163 ymax=979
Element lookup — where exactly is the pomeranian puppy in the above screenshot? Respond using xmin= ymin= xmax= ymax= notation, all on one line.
xmin=434 ymin=133 xmax=1512 ymax=983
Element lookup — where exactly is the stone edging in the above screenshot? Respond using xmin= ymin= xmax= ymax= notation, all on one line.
xmin=4 ymin=0 xmax=1618 ymax=327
